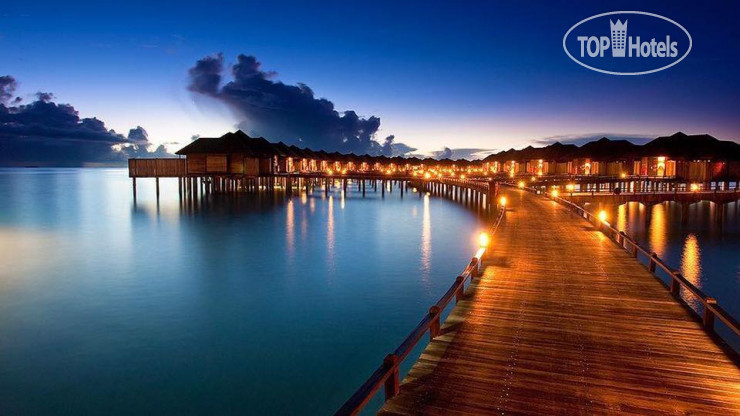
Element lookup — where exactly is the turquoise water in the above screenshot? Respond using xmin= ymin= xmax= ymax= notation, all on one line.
xmin=1 ymin=169 xmax=738 ymax=414
xmin=0 ymin=168 xmax=486 ymax=415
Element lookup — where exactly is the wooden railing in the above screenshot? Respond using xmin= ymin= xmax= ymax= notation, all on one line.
xmin=512 ymin=183 xmax=740 ymax=343
xmin=335 ymin=197 xmax=506 ymax=416
xmin=128 ymin=158 xmax=186 ymax=177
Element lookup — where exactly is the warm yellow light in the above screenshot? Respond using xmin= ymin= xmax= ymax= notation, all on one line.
xmin=479 ymin=232 xmax=490 ymax=248
xmin=566 ymin=183 xmax=575 ymax=191
xmin=690 ymin=183 xmax=699 ymax=192
xmin=341 ymin=169 xmax=347 ymax=175
xmin=598 ymin=210 xmax=608 ymax=223
xmin=460 ymin=174 xmax=466 ymax=179
xmin=518 ymin=181 xmax=525 ymax=189
xmin=385 ymin=170 xmax=391 ymax=175
xmin=530 ymin=176 xmax=536 ymax=182
xmin=620 ymin=172 xmax=627 ymax=179
xmin=499 ymin=196 xmax=507 ymax=207
xmin=327 ymin=169 xmax=334 ymax=176
xmin=424 ymin=172 xmax=431 ymax=179
xmin=551 ymin=189 xmax=559 ymax=198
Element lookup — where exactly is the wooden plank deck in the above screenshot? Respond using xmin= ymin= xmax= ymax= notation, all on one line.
xmin=380 ymin=188 xmax=740 ymax=415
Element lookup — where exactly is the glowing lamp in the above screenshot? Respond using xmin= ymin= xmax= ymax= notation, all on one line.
xmin=690 ymin=183 xmax=699 ymax=192
xmin=620 ymin=173 xmax=627 ymax=179
xmin=518 ymin=181 xmax=525 ymax=189
xmin=551 ymin=189 xmax=559 ymax=198
xmin=479 ymin=232 xmax=490 ymax=248
xmin=499 ymin=196 xmax=507 ymax=207
xmin=424 ymin=172 xmax=431 ymax=179
xmin=460 ymin=174 xmax=466 ymax=179
xmin=566 ymin=184 xmax=575 ymax=191
xmin=598 ymin=210 xmax=608 ymax=223
xmin=327 ymin=169 xmax=334 ymax=176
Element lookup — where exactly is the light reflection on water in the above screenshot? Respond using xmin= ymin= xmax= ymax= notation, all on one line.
xmin=590 ymin=200 xmax=740 ymax=330
xmin=0 ymin=168 xmax=484 ymax=415
xmin=681 ymin=234 xmax=702 ymax=288
xmin=421 ymin=194 xmax=432 ymax=274
xmin=648 ymin=203 xmax=667 ymax=257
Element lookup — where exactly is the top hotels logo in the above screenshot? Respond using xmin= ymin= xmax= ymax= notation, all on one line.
xmin=563 ymin=11 xmax=692 ymax=75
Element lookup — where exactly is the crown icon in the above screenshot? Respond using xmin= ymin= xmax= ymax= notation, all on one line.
xmin=610 ymin=19 xmax=628 ymax=57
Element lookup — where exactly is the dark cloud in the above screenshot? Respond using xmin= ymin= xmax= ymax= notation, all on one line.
xmin=0 ymin=78 xmax=172 ymax=166
xmin=438 ymin=147 xmax=453 ymax=159
xmin=127 ymin=126 xmax=150 ymax=146
xmin=35 ymin=92 xmax=54 ymax=103
xmin=427 ymin=147 xmax=497 ymax=160
xmin=188 ymin=53 xmax=415 ymax=156
xmin=0 ymin=75 xmax=18 ymax=104
xmin=380 ymin=135 xmax=418 ymax=157
xmin=533 ymin=133 xmax=654 ymax=147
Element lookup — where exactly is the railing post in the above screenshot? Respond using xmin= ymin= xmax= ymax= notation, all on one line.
xmin=429 ymin=306 xmax=441 ymax=340
xmin=455 ymin=276 xmax=465 ymax=303
xmin=670 ymin=273 xmax=681 ymax=297
xmin=703 ymin=298 xmax=717 ymax=331
xmin=383 ymin=354 xmax=400 ymax=401
xmin=617 ymin=231 xmax=625 ymax=247
xmin=631 ymin=244 xmax=638 ymax=258
xmin=648 ymin=252 xmax=658 ymax=273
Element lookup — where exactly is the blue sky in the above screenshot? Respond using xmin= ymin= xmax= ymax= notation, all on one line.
xmin=1 ymin=0 xmax=738 ymax=155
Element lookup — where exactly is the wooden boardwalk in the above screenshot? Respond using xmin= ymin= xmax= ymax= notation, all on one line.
xmin=380 ymin=188 xmax=740 ymax=415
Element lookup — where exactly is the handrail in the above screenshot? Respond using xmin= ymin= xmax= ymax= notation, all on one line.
xmin=508 ymin=182 xmax=740 ymax=340
xmin=335 ymin=183 xmax=505 ymax=416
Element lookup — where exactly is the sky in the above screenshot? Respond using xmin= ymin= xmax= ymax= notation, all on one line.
xmin=1 ymin=0 xmax=739 ymax=162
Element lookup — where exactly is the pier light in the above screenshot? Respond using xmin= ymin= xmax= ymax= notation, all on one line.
xmin=327 ymin=169 xmax=334 ymax=176
xmin=598 ymin=210 xmax=608 ymax=223
xmin=499 ymin=196 xmax=507 ymax=207
xmin=690 ymin=183 xmax=699 ymax=192
xmin=518 ymin=181 xmax=525 ymax=189
xmin=342 ymin=169 xmax=347 ymax=175
xmin=479 ymin=232 xmax=490 ymax=248
xmin=566 ymin=183 xmax=575 ymax=191
xmin=424 ymin=172 xmax=431 ymax=180
xmin=460 ymin=174 xmax=466 ymax=179
xmin=551 ymin=189 xmax=559 ymax=198
xmin=620 ymin=172 xmax=627 ymax=179
xmin=530 ymin=176 xmax=536 ymax=182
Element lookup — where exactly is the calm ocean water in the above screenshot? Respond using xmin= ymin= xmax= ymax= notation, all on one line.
xmin=587 ymin=199 xmax=740 ymax=348
xmin=0 ymin=169 xmax=738 ymax=414
xmin=0 ymin=168 xmax=485 ymax=415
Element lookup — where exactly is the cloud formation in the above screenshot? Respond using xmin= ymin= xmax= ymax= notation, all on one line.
xmin=533 ymin=133 xmax=654 ymax=147
xmin=188 ymin=53 xmax=416 ymax=156
xmin=0 ymin=76 xmax=18 ymax=104
xmin=427 ymin=147 xmax=496 ymax=160
xmin=0 ymin=76 xmax=170 ymax=166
